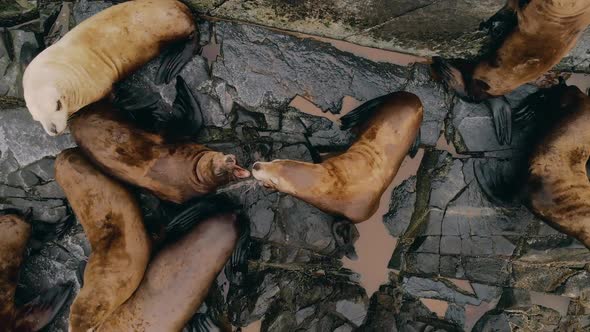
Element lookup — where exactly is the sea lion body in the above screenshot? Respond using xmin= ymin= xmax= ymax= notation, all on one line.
xmin=23 ymin=0 xmax=195 ymax=135
xmin=55 ymin=148 xmax=151 ymax=332
xmin=528 ymin=85 xmax=590 ymax=248
xmin=98 ymin=212 xmax=239 ymax=331
xmin=0 ymin=215 xmax=31 ymax=330
xmin=252 ymin=92 xmax=423 ymax=223
xmin=70 ymin=101 xmax=249 ymax=204
xmin=435 ymin=0 xmax=590 ymax=100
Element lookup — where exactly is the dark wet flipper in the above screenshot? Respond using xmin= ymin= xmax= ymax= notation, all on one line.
xmin=114 ymin=87 xmax=160 ymax=113
xmin=474 ymin=158 xmax=523 ymax=205
xmin=224 ymin=216 xmax=251 ymax=284
xmin=14 ymin=282 xmax=74 ymax=332
xmin=430 ymin=57 xmax=468 ymax=98
xmin=479 ymin=3 xmax=518 ymax=41
xmin=485 ymin=96 xmax=512 ymax=146
xmin=408 ymin=128 xmax=421 ymax=158
xmin=164 ymin=194 xmax=239 ymax=241
xmin=29 ymin=213 xmax=75 ymax=246
xmin=340 ymin=92 xmax=397 ymax=130
xmin=76 ymin=260 xmax=87 ymax=288
xmin=161 ymin=76 xmax=203 ymax=138
xmin=156 ymin=35 xmax=200 ymax=85
xmin=184 ymin=314 xmax=222 ymax=332
xmin=332 ymin=219 xmax=359 ymax=260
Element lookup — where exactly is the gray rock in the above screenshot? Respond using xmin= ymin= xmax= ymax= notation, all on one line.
xmin=335 ymin=298 xmax=368 ymax=327
xmin=402 ymin=276 xmax=480 ymax=306
xmin=0 ymin=197 xmax=67 ymax=222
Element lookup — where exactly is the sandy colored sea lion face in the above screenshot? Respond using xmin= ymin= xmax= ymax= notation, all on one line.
xmin=23 ymin=82 xmax=69 ymax=136
xmin=252 ymin=160 xmax=308 ymax=194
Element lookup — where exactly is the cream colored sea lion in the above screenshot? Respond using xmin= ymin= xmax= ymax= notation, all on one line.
xmin=97 ymin=200 xmax=240 ymax=332
xmin=0 ymin=211 xmax=73 ymax=331
xmin=69 ymin=99 xmax=250 ymax=204
xmin=252 ymin=92 xmax=423 ymax=223
xmin=528 ymin=83 xmax=590 ymax=249
xmin=55 ymin=148 xmax=151 ymax=332
xmin=23 ymin=0 xmax=197 ymax=136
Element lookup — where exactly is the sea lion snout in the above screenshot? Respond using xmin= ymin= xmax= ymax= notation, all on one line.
xmin=211 ymin=153 xmax=251 ymax=179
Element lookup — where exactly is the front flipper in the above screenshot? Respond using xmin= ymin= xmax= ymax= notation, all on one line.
xmin=474 ymin=158 xmax=524 ymax=205
xmin=409 ymin=128 xmax=421 ymax=158
xmin=156 ymin=35 xmax=200 ymax=85
xmin=340 ymin=92 xmax=397 ymax=130
xmin=332 ymin=219 xmax=359 ymax=260
xmin=28 ymin=213 xmax=75 ymax=252
xmin=14 ymin=282 xmax=74 ymax=332
xmin=430 ymin=57 xmax=468 ymax=99
xmin=224 ymin=216 xmax=251 ymax=284
xmin=184 ymin=314 xmax=222 ymax=332
xmin=76 ymin=260 xmax=87 ymax=288
xmin=484 ymin=96 xmax=512 ymax=146
xmin=159 ymin=76 xmax=204 ymax=138
xmin=164 ymin=194 xmax=240 ymax=242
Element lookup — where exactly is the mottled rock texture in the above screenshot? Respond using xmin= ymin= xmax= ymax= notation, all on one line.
xmin=1 ymin=1 xmax=589 ymax=331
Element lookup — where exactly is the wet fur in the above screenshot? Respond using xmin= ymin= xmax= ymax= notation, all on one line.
xmin=70 ymin=101 xmax=241 ymax=204
xmin=432 ymin=0 xmax=590 ymax=100
xmin=253 ymin=92 xmax=423 ymax=223
xmin=55 ymin=149 xmax=151 ymax=331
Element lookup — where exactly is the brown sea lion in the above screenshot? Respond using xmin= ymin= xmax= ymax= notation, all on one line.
xmin=0 ymin=211 xmax=73 ymax=332
xmin=528 ymin=83 xmax=590 ymax=249
xmin=23 ymin=0 xmax=198 ymax=136
xmin=97 ymin=200 xmax=240 ymax=332
xmin=432 ymin=0 xmax=590 ymax=145
xmin=252 ymin=92 xmax=423 ymax=223
xmin=55 ymin=148 xmax=151 ymax=332
xmin=69 ymin=98 xmax=250 ymax=204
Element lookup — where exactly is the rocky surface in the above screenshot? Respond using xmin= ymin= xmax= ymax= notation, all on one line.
xmin=0 ymin=1 xmax=589 ymax=332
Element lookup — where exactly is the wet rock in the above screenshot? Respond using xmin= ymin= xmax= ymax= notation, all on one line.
xmin=0 ymin=0 xmax=38 ymax=27
xmin=0 ymin=197 xmax=67 ymax=222
xmin=334 ymin=298 xmax=368 ymax=327
xmin=402 ymin=276 xmax=480 ymax=306
xmin=72 ymin=0 xmax=111 ymax=24
xmin=0 ymin=108 xmax=75 ymax=166
xmin=0 ymin=29 xmax=39 ymax=99
xmin=384 ymin=176 xmax=416 ymax=237
xmin=0 ymin=183 xmax=26 ymax=197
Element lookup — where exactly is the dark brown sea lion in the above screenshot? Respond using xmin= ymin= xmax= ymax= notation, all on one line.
xmin=432 ymin=0 xmax=590 ymax=145
xmin=252 ymin=92 xmax=423 ymax=223
xmin=69 ymin=98 xmax=250 ymax=204
xmin=97 ymin=198 xmax=240 ymax=332
xmin=528 ymin=83 xmax=590 ymax=249
xmin=55 ymin=148 xmax=151 ymax=332
xmin=0 ymin=211 xmax=73 ymax=332
xmin=23 ymin=0 xmax=198 ymax=136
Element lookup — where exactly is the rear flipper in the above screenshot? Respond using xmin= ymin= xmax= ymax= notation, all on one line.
xmin=474 ymin=158 xmax=525 ymax=205
xmin=485 ymin=96 xmax=512 ymax=146
xmin=409 ymin=128 xmax=421 ymax=158
xmin=224 ymin=215 xmax=251 ymax=284
xmin=183 ymin=313 xmax=223 ymax=332
xmin=114 ymin=76 xmax=204 ymax=140
xmin=339 ymin=92 xmax=398 ymax=130
xmin=332 ymin=219 xmax=359 ymax=260
xmin=164 ymin=194 xmax=240 ymax=242
xmin=14 ymin=281 xmax=74 ymax=332
xmin=28 ymin=213 xmax=75 ymax=252
xmin=430 ymin=57 xmax=469 ymax=99
xmin=156 ymin=34 xmax=200 ymax=85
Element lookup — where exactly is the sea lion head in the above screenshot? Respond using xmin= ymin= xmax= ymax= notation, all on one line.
xmin=210 ymin=153 xmax=251 ymax=183
xmin=252 ymin=160 xmax=319 ymax=194
xmin=24 ymin=83 xmax=69 ymax=136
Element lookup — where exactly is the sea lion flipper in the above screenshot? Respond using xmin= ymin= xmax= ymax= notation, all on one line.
xmin=165 ymin=194 xmax=239 ymax=241
xmin=225 ymin=216 xmax=251 ymax=284
xmin=76 ymin=260 xmax=87 ymax=288
xmin=331 ymin=219 xmax=359 ymax=260
xmin=430 ymin=57 xmax=468 ymax=98
xmin=485 ymin=96 xmax=512 ymax=145
xmin=28 ymin=213 xmax=75 ymax=250
xmin=156 ymin=35 xmax=200 ymax=85
xmin=340 ymin=92 xmax=397 ymax=130
xmin=479 ymin=1 xmax=518 ymax=41
xmin=408 ymin=128 xmax=421 ymax=158
xmin=14 ymin=282 xmax=74 ymax=332
xmin=168 ymin=76 xmax=203 ymax=137
xmin=185 ymin=313 xmax=221 ymax=332
xmin=474 ymin=158 xmax=523 ymax=205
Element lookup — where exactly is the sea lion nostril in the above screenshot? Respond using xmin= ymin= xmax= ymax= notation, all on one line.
xmin=49 ymin=123 xmax=58 ymax=135
xmin=253 ymin=163 xmax=261 ymax=171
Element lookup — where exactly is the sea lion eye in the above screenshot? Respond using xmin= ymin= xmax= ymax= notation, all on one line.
xmin=56 ymin=100 xmax=62 ymax=111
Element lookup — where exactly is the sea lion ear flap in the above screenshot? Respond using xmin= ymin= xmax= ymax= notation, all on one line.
xmin=13 ymin=281 xmax=74 ymax=332
xmin=339 ymin=92 xmax=397 ymax=130
xmin=155 ymin=34 xmax=200 ymax=85
xmin=164 ymin=194 xmax=240 ymax=241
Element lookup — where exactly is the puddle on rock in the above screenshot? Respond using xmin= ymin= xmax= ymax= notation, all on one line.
xmin=240 ymin=320 xmax=262 ymax=332
xmin=420 ymin=298 xmax=449 ymax=318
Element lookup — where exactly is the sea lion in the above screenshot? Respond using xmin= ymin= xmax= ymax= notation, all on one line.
xmin=23 ymin=0 xmax=198 ymax=136
xmin=252 ymin=92 xmax=423 ymax=223
xmin=69 ymin=98 xmax=250 ymax=204
xmin=528 ymin=83 xmax=590 ymax=249
xmin=55 ymin=148 xmax=151 ymax=332
xmin=97 ymin=198 xmax=240 ymax=332
xmin=432 ymin=0 xmax=590 ymax=144
xmin=0 ymin=211 xmax=73 ymax=332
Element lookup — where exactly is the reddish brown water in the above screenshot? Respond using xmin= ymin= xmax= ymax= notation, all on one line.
xmin=420 ymin=298 xmax=449 ymax=318
xmin=240 ymin=320 xmax=262 ymax=332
